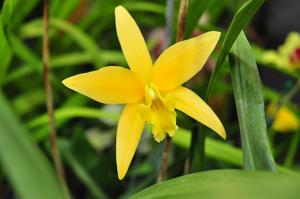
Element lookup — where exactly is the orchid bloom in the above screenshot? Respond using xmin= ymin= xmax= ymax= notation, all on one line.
xmin=63 ymin=6 xmax=226 ymax=180
xmin=262 ymin=32 xmax=300 ymax=70
xmin=267 ymin=103 xmax=299 ymax=133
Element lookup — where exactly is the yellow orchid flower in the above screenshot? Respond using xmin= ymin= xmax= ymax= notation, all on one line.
xmin=262 ymin=32 xmax=300 ymax=70
xmin=63 ymin=6 xmax=226 ymax=180
xmin=267 ymin=103 xmax=299 ymax=133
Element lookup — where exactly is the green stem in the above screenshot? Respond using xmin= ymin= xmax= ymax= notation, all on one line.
xmin=268 ymin=79 xmax=300 ymax=125
xmin=284 ymin=130 xmax=300 ymax=168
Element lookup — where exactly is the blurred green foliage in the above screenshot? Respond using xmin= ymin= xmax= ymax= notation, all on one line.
xmin=0 ymin=0 xmax=299 ymax=198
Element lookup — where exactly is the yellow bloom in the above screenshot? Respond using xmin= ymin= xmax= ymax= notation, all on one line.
xmin=63 ymin=6 xmax=226 ymax=180
xmin=262 ymin=32 xmax=300 ymax=70
xmin=267 ymin=103 xmax=299 ymax=133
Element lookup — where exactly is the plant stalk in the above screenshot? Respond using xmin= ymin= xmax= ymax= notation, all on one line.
xmin=157 ymin=136 xmax=172 ymax=182
xmin=43 ymin=0 xmax=70 ymax=197
xmin=157 ymin=0 xmax=189 ymax=182
xmin=268 ymin=79 xmax=300 ymax=124
xmin=176 ymin=0 xmax=189 ymax=42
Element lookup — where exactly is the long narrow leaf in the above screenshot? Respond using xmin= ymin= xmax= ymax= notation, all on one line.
xmin=206 ymin=0 xmax=265 ymax=97
xmin=0 ymin=92 xmax=66 ymax=199
xmin=229 ymin=32 xmax=276 ymax=171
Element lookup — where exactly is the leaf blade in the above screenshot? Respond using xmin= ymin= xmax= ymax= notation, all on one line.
xmin=131 ymin=170 xmax=300 ymax=199
xmin=0 ymin=93 xmax=67 ymax=199
xmin=229 ymin=32 xmax=276 ymax=171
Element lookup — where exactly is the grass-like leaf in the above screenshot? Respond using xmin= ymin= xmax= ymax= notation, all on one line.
xmin=206 ymin=0 xmax=265 ymax=98
xmin=0 ymin=93 xmax=67 ymax=199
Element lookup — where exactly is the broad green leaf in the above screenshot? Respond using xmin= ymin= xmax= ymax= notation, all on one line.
xmin=0 ymin=93 xmax=67 ymax=199
xmin=190 ymin=0 xmax=265 ymax=172
xmin=206 ymin=0 xmax=265 ymax=98
xmin=131 ymin=170 xmax=300 ymax=199
xmin=229 ymin=32 xmax=276 ymax=171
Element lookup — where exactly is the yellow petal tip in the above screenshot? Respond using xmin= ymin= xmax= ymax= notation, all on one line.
xmin=115 ymin=5 xmax=126 ymax=15
xmin=220 ymin=130 xmax=227 ymax=140
xmin=62 ymin=77 xmax=72 ymax=89
xmin=210 ymin=31 xmax=221 ymax=38
xmin=117 ymin=172 xmax=125 ymax=180
xmin=117 ymin=163 xmax=127 ymax=180
xmin=217 ymin=126 xmax=226 ymax=140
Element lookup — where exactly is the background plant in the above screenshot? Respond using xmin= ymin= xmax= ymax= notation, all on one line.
xmin=0 ymin=0 xmax=299 ymax=198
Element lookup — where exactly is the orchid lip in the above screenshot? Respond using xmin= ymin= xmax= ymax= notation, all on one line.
xmin=140 ymin=83 xmax=177 ymax=142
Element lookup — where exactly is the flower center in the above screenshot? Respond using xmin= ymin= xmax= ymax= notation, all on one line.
xmin=139 ymin=83 xmax=177 ymax=142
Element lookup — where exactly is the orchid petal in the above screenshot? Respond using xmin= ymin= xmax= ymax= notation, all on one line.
xmin=116 ymin=104 xmax=145 ymax=180
xmin=115 ymin=6 xmax=153 ymax=82
xmin=63 ymin=66 xmax=144 ymax=104
xmin=172 ymin=86 xmax=226 ymax=139
xmin=152 ymin=31 xmax=220 ymax=91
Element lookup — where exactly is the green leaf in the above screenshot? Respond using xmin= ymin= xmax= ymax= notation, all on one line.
xmin=229 ymin=32 xmax=276 ymax=171
xmin=0 ymin=22 xmax=12 ymax=85
xmin=0 ymin=0 xmax=19 ymax=85
xmin=130 ymin=170 xmax=300 ymax=199
xmin=9 ymin=34 xmax=63 ymax=89
xmin=206 ymin=0 xmax=264 ymax=98
xmin=123 ymin=2 xmax=165 ymax=14
xmin=9 ymin=34 xmax=42 ymax=73
xmin=173 ymin=128 xmax=296 ymax=175
xmin=11 ymin=0 xmax=39 ymax=27
xmin=19 ymin=18 xmax=103 ymax=66
xmin=50 ymin=51 xmax=125 ymax=69
xmin=174 ymin=129 xmax=242 ymax=166
xmin=27 ymin=107 xmax=119 ymax=129
xmin=191 ymin=0 xmax=265 ymax=172
xmin=1 ymin=0 xmax=18 ymax=26
xmin=62 ymin=141 xmax=108 ymax=199
xmin=0 ymin=92 xmax=67 ymax=199
xmin=185 ymin=0 xmax=211 ymax=37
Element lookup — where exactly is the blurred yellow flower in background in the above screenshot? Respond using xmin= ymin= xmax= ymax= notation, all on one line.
xmin=262 ymin=32 xmax=300 ymax=70
xmin=267 ymin=103 xmax=299 ymax=133
xmin=63 ymin=6 xmax=226 ymax=180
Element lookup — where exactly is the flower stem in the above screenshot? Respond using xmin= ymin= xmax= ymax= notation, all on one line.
xmin=268 ymin=79 xmax=300 ymax=125
xmin=43 ymin=0 xmax=70 ymax=197
xmin=266 ymin=79 xmax=300 ymax=167
xmin=157 ymin=136 xmax=172 ymax=182
xmin=157 ymin=0 xmax=189 ymax=182
xmin=284 ymin=129 xmax=300 ymax=167
xmin=176 ymin=0 xmax=189 ymax=42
